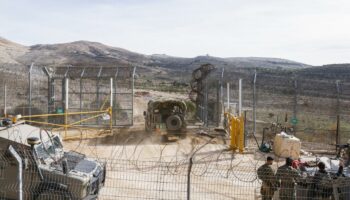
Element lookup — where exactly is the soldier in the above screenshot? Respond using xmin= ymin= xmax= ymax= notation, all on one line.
xmin=312 ymin=162 xmax=332 ymax=200
xmin=276 ymin=157 xmax=301 ymax=200
xmin=336 ymin=139 xmax=350 ymax=166
xmin=257 ymin=156 xmax=277 ymax=200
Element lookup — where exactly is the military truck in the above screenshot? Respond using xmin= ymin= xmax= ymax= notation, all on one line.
xmin=144 ymin=99 xmax=187 ymax=141
xmin=0 ymin=122 xmax=106 ymax=199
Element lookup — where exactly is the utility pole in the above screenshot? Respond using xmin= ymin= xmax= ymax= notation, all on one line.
xmin=64 ymin=78 xmax=69 ymax=138
xmin=336 ymin=80 xmax=341 ymax=148
xmin=293 ymin=77 xmax=298 ymax=133
xmin=227 ymin=82 xmax=230 ymax=113
xmin=4 ymin=84 xmax=6 ymax=117
xmin=110 ymin=77 xmax=113 ymax=133
xmin=253 ymin=70 xmax=257 ymax=136
xmin=28 ymin=63 xmax=34 ymax=118
xmin=132 ymin=67 xmax=136 ymax=126
xmin=216 ymin=80 xmax=220 ymax=127
xmin=238 ymin=79 xmax=242 ymax=116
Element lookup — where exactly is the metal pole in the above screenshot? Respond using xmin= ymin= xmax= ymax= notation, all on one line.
xmin=43 ymin=67 xmax=51 ymax=114
xmin=336 ymin=80 xmax=341 ymax=113
xmin=205 ymin=76 xmax=208 ymax=126
xmin=110 ymin=78 xmax=113 ymax=109
xmin=186 ymin=137 xmax=214 ymax=200
xmin=216 ymin=80 xmax=220 ymax=127
xmin=79 ymin=78 xmax=83 ymax=123
xmin=239 ymin=79 xmax=242 ymax=116
xmin=336 ymin=115 xmax=340 ymax=152
xmin=293 ymin=78 xmax=298 ymax=133
xmin=4 ymin=84 xmax=6 ymax=117
xmin=244 ymin=110 xmax=247 ymax=147
xmin=65 ymin=78 xmax=69 ymax=110
xmin=65 ymin=78 xmax=69 ymax=137
xmin=227 ymin=82 xmax=230 ymax=113
xmin=80 ymin=68 xmax=85 ymax=123
xmin=187 ymin=157 xmax=193 ymax=200
xmin=28 ymin=63 xmax=34 ymax=118
xmin=221 ymin=68 xmax=224 ymax=103
xmin=132 ymin=67 xmax=136 ymax=126
xmin=47 ymin=78 xmax=51 ymax=115
xmin=110 ymin=77 xmax=113 ymax=133
xmin=220 ymin=68 xmax=224 ymax=124
xmin=96 ymin=67 xmax=102 ymax=125
xmin=253 ymin=70 xmax=257 ymax=136
xmin=50 ymin=79 xmax=55 ymax=116
xmin=114 ymin=67 xmax=119 ymax=126
xmin=8 ymin=145 xmax=23 ymax=200
xmin=336 ymin=80 xmax=341 ymax=150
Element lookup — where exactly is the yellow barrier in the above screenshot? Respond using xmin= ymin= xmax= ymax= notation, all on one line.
xmin=225 ymin=113 xmax=244 ymax=153
xmin=14 ymin=107 xmax=113 ymax=140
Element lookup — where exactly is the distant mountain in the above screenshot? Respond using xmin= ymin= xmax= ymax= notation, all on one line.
xmin=0 ymin=36 xmax=310 ymax=71
xmin=146 ymin=55 xmax=311 ymax=71
xmin=0 ymin=37 xmax=28 ymax=64
xmin=2 ymin=36 xmax=350 ymax=121
xmin=2 ymin=36 xmax=350 ymax=84
xmin=17 ymin=40 xmax=147 ymax=67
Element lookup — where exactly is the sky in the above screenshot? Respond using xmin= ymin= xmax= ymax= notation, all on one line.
xmin=1 ymin=0 xmax=350 ymax=65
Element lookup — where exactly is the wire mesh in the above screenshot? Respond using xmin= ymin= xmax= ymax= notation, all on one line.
xmin=0 ymin=64 xmax=134 ymax=127
xmin=1 ymin=147 xmax=350 ymax=200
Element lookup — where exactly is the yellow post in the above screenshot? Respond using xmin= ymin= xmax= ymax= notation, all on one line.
xmin=229 ymin=115 xmax=237 ymax=151
xmin=226 ymin=113 xmax=244 ymax=153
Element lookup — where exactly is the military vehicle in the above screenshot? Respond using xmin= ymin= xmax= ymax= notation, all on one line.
xmin=0 ymin=122 xmax=106 ymax=199
xmin=144 ymin=99 xmax=187 ymax=141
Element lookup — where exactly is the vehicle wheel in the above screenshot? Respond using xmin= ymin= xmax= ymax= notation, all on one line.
xmin=166 ymin=115 xmax=182 ymax=131
xmin=178 ymin=134 xmax=186 ymax=140
xmin=160 ymin=135 xmax=169 ymax=143
xmin=36 ymin=190 xmax=71 ymax=200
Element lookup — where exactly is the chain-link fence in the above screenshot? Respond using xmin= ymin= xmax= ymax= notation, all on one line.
xmin=0 ymin=64 xmax=135 ymax=127
xmin=1 ymin=146 xmax=350 ymax=200
xmin=191 ymin=65 xmax=350 ymax=151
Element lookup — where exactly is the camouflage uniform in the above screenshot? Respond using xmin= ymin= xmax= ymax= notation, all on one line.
xmin=312 ymin=170 xmax=332 ymax=200
xmin=276 ymin=164 xmax=300 ymax=200
xmin=346 ymin=147 xmax=350 ymax=166
xmin=257 ymin=163 xmax=277 ymax=200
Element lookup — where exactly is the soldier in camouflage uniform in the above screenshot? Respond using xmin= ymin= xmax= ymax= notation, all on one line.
xmin=257 ymin=156 xmax=277 ymax=200
xmin=312 ymin=162 xmax=332 ymax=200
xmin=276 ymin=157 xmax=301 ymax=200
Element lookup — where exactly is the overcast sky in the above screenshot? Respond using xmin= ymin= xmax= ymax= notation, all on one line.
xmin=1 ymin=0 xmax=350 ymax=65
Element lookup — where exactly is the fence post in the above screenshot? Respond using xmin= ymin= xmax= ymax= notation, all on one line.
xmin=186 ymin=138 xmax=214 ymax=200
xmin=187 ymin=157 xmax=193 ymax=200
xmin=335 ymin=80 xmax=341 ymax=150
xmin=4 ymin=84 xmax=6 ymax=117
xmin=253 ymin=70 xmax=257 ymax=136
xmin=28 ymin=63 xmax=34 ymax=118
xmin=293 ymin=77 xmax=298 ymax=134
xmin=132 ymin=66 xmax=136 ymax=126
xmin=8 ymin=145 xmax=23 ymax=200
xmin=336 ymin=115 xmax=340 ymax=152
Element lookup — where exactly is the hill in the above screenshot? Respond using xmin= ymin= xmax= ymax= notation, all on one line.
xmin=0 ymin=36 xmax=310 ymax=71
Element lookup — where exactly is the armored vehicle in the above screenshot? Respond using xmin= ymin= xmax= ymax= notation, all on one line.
xmin=0 ymin=122 xmax=106 ymax=199
xmin=144 ymin=99 xmax=187 ymax=140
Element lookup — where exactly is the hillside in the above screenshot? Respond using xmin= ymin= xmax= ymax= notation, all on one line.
xmin=0 ymin=37 xmax=310 ymax=71
xmin=0 ymin=37 xmax=28 ymax=64
xmin=1 ymin=36 xmax=350 ymax=144
xmin=2 ymin=36 xmax=350 ymax=88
